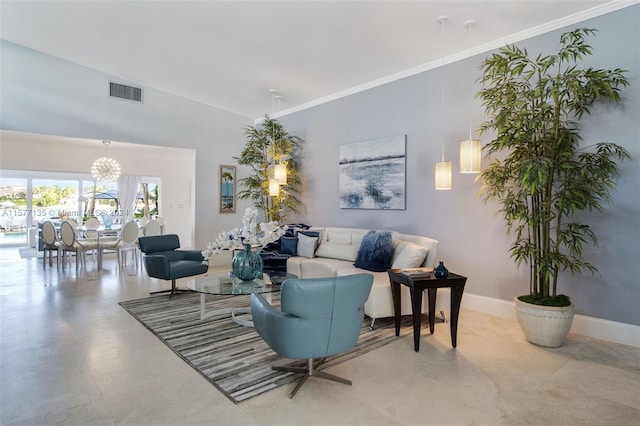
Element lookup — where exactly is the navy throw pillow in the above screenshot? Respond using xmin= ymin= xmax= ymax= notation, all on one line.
xmin=280 ymin=236 xmax=298 ymax=256
xmin=354 ymin=230 xmax=393 ymax=272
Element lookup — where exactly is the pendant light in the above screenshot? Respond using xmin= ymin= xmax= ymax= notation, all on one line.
xmin=91 ymin=140 xmax=121 ymax=182
xmin=274 ymin=163 xmax=287 ymax=185
xmin=434 ymin=15 xmax=451 ymax=190
xmin=269 ymin=89 xmax=287 ymax=186
xmin=269 ymin=177 xmax=280 ymax=196
xmin=459 ymin=19 xmax=482 ymax=174
xmin=435 ymin=146 xmax=452 ymax=190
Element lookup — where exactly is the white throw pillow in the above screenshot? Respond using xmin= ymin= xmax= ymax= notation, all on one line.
xmin=297 ymin=233 xmax=319 ymax=258
xmin=391 ymin=239 xmax=408 ymax=265
xmin=391 ymin=241 xmax=428 ymax=268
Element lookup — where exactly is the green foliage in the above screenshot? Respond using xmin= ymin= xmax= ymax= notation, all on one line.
xmin=32 ymin=185 xmax=75 ymax=207
xmin=518 ymin=294 xmax=572 ymax=307
xmin=478 ymin=28 xmax=630 ymax=305
xmin=235 ymin=115 xmax=303 ymax=222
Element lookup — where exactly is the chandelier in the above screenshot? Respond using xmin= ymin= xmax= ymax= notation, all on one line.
xmin=91 ymin=140 xmax=121 ymax=182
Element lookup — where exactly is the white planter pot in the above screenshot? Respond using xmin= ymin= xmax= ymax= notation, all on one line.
xmin=513 ymin=297 xmax=575 ymax=348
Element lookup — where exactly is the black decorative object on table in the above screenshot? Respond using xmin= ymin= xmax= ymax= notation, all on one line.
xmin=434 ymin=261 xmax=449 ymax=278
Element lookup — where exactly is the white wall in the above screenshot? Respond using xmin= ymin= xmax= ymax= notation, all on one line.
xmin=277 ymin=6 xmax=640 ymax=326
xmin=0 ymin=131 xmax=196 ymax=247
xmin=0 ymin=40 xmax=253 ymax=249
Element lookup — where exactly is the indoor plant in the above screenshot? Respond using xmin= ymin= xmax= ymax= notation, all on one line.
xmin=202 ymin=207 xmax=286 ymax=280
xmin=477 ymin=28 xmax=630 ymax=346
xmin=235 ymin=115 xmax=303 ymax=223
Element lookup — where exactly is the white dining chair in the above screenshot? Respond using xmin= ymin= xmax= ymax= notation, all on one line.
xmin=41 ymin=220 xmax=62 ymax=268
xmin=60 ymin=221 xmax=98 ymax=272
xmin=99 ymin=221 xmax=140 ymax=269
xmin=155 ymin=216 xmax=166 ymax=234
xmin=143 ymin=219 xmax=162 ymax=236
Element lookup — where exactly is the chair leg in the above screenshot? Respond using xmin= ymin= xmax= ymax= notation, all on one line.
xmin=272 ymin=358 xmax=352 ymax=399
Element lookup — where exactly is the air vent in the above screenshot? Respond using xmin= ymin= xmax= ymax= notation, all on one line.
xmin=109 ymin=82 xmax=143 ymax=102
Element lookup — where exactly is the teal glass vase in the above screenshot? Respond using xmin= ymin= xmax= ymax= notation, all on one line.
xmin=232 ymin=244 xmax=264 ymax=281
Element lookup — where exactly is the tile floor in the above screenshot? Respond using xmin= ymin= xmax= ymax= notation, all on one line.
xmin=1 ymin=247 xmax=639 ymax=425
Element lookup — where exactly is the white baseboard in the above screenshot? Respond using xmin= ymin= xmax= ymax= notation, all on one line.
xmin=461 ymin=292 xmax=640 ymax=348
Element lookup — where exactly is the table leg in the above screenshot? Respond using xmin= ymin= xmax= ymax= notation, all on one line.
xmin=391 ymin=281 xmax=402 ymax=336
xmin=200 ymin=293 xmax=206 ymax=320
xmin=427 ymin=288 xmax=437 ymax=334
xmin=450 ymin=285 xmax=464 ymax=348
xmin=410 ymin=288 xmax=423 ymax=352
xmin=97 ymin=234 xmax=102 ymax=271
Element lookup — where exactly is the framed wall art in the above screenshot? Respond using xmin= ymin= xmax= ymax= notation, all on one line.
xmin=219 ymin=165 xmax=236 ymax=213
xmin=339 ymin=135 xmax=406 ymax=210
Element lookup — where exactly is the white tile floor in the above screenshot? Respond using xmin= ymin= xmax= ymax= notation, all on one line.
xmin=1 ymin=247 xmax=639 ymax=425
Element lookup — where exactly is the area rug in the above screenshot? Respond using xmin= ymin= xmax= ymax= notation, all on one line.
xmin=119 ymin=292 xmax=422 ymax=403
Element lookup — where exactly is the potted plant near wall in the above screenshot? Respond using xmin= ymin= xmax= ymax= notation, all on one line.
xmin=477 ymin=28 xmax=630 ymax=347
xmin=235 ymin=115 xmax=303 ymax=222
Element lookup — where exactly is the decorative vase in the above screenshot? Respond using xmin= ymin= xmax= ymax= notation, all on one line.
xmin=232 ymin=244 xmax=264 ymax=281
xmin=101 ymin=214 xmax=113 ymax=229
xmin=434 ymin=261 xmax=449 ymax=278
xmin=514 ymin=297 xmax=575 ymax=347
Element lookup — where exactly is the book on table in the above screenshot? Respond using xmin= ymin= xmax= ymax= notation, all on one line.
xmin=399 ymin=268 xmax=432 ymax=278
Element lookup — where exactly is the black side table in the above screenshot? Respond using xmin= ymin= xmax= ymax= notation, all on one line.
xmin=388 ymin=269 xmax=467 ymax=351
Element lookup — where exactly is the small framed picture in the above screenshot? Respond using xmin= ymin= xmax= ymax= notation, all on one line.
xmin=219 ymin=165 xmax=236 ymax=213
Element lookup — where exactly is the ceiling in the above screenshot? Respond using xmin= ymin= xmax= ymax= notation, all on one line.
xmin=1 ymin=0 xmax=626 ymax=120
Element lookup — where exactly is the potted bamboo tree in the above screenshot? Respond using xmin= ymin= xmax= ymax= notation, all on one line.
xmin=235 ymin=115 xmax=303 ymax=222
xmin=478 ymin=28 xmax=630 ymax=347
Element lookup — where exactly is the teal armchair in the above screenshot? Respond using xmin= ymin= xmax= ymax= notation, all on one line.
xmin=138 ymin=234 xmax=208 ymax=297
xmin=250 ymin=273 xmax=373 ymax=398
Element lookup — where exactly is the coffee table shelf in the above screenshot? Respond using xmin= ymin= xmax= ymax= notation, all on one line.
xmin=186 ymin=271 xmax=295 ymax=326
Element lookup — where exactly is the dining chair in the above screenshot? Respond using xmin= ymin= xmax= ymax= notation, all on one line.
xmin=143 ymin=219 xmax=162 ymax=236
xmin=41 ymin=220 xmax=62 ymax=268
xmin=59 ymin=221 xmax=98 ymax=272
xmin=154 ymin=216 xmax=166 ymax=234
xmin=81 ymin=217 xmax=101 ymax=242
xmin=99 ymin=221 xmax=140 ymax=269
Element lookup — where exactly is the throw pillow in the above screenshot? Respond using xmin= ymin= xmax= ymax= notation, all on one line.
xmin=298 ymin=230 xmax=321 ymax=241
xmin=391 ymin=241 xmax=428 ymax=269
xmin=297 ymin=233 xmax=319 ymax=258
xmin=354 ymin=230 xmax=393 ymax=272
xmin=280 ymin=236 xmax=298 ymax=256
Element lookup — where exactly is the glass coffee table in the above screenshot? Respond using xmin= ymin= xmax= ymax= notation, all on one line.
xmin=186 ymin=271 xmax=295 ymax=327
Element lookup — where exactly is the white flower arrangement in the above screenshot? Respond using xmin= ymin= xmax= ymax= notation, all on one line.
xmin=202 ymin=207 xmax=286 ymax=265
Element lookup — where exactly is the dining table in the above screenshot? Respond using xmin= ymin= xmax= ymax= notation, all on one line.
xmin=77 ymin=223 xmax=124 ymax=270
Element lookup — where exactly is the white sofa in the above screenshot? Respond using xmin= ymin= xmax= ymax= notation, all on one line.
xmin=286 ymin=227 xmax=448 ymax=328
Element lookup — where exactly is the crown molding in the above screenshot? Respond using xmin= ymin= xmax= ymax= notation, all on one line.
xmin=257 ymin=0 xmax=639 ymax=124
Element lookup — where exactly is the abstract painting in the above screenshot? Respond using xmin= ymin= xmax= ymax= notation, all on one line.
xmin=339 ymin=135 xmax=406 ymax=209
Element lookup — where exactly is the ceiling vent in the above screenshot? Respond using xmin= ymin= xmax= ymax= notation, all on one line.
xmin=109 ymin=82 xmax=143 ymax=102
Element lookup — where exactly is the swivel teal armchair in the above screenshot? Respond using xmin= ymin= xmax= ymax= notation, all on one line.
xmin=250 ymin=273 xmax=373 ymax=398
xmin=138 ymin=234 xmax=208 ymax=297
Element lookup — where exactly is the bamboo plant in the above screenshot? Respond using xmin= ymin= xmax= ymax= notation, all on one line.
xmin=478 ymin=28 xmax=630 ymax=306
xmin=235 ymin=115 xmax=303 ymax=223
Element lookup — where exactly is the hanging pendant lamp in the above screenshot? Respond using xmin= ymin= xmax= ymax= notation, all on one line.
xmin=435 ymin=146 xmax=452 ymax=191
xmin=459 ymin=19 xmax=482 ymax=174
xmin=434 ymin=16 xmax=452 ymax=190
xmin=91 ymin=140 xmax=121 ymax=182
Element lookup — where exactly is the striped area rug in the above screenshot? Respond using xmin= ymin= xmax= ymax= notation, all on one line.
xmin=119 ymin=292 xmax=420 ymax=403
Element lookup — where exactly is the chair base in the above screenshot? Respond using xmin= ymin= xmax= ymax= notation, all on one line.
xmin=273 ymin=357 xmax=351 ymax=398
xmin=150 ymin=279 xmax=189 ymax=298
